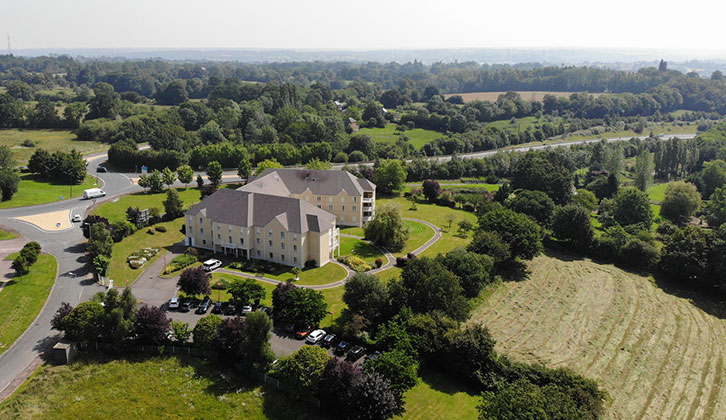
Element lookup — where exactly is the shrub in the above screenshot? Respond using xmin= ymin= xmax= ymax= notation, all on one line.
xmin=304 ymin=259 xmax=317 ymax=268
xmin=396 ymin=256 xmax=408 ymax=267
xmin=127 ymin=247 xmax=160 ymax=269
xmin=338 ymin=255 xmax=373 ymax=272
xmin=163 ymin=253 xmax=197 ymax=274
xmin=375 ymin=258 xmax=383 ymax=268
xmin=21 ymin=139 xmax=35 ymax=147
xmin=155 ymin=225 xmax=167 ymax=232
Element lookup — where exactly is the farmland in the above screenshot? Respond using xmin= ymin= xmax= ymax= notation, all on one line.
xmin=0 ymin=129 xmax=108 ymax=166
xmin=469 ymin=253 xmax=726 ymax=420
xmin=444 ymin=91 xmax=603 ymax=103
xmin=357 ymin=124 xmax=444 ymax=149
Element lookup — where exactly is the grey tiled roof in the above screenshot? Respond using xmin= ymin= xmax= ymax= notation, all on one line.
xmin=185 ymin=189 xmax=335 ymax=234
xmin=242 ymin=168 xmax=375 ymax=197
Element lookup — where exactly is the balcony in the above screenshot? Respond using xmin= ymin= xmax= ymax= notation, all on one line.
xmin=362 ymin=197 xmax=373 ymax=203
xmin=362 ymin=215 xmax=374 ymax=222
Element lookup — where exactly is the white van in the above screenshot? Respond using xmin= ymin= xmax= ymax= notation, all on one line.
xmin=82 ymin=188 xmax=106 ymax=199
xmin=203 ymin=259 xmax=222 ymax=272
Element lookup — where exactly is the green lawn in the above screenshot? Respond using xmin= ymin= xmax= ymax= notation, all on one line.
xmin=358 ymin=124 xmax=445 ymax=150
xmin=339 ymin=237 xmax=386 ymax=265
xmin=396 ymin=220 xmax=434 ymax=257
xmin=227 ymin=261 xmax=348 ymax=286
xmin=379 ymin=197 xmax=477 ymax=230
xmin=0 ymin=129 xmax=108 ymax=166
xmin=0 ymin=253 xmax=57 ymax=355
xmin=398 ymin=368 xmax=480 ymax=420
xmin=93 ymin=187 xmax=202 ymax=224
xmin=0 ymin=229 xmax=18 ymax=240
xmin=107 ymin=219 xmax=185 ymax=285
xmin=647 ymin=182 xmax=670 ymax=204
xmin=375 ymin=266 xmax=402 ymax=283
xmin=418 ymin=230 xmax=471 ymax=258
xmin=404 ymin=182 xmax=500 ymax=194
xmin=0 ymin=174 xmax=98 ymax=209
xmin=0 ymin=355 xmax=315 ymax=420
xmin=484 ymin=115 xmax=563 ymax=134
xmin=339 ymin=226 xmax=364 ymax=237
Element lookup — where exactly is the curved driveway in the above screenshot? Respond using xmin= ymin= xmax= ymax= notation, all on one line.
xmin=0 ymin=132 xmax=695 ymax=399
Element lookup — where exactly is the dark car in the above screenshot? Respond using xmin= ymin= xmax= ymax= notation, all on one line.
xmin=258 ymin=306 xmax=272 ymax=318
xmin=335 ymin=341 xmax=351 ymax=356
xmin=365 ymin=350 xmax=381 ymax=363
xmin=196 ymin=297 xmax=212 ymax=314
xmin=295 ymin=327 xmax=312 ymax=340
xmin=212 ymin=301 xmax=223 ymax=314
xmin=180 ymin=300 xmax=192 ymax=313
xmin=321 ymin=333 xmax=337 ymax=348
xmin=346 ymin=346 xmax=366 ymax=362
xmin=96 ymin=166 xmax=107 ymax=173
xmin=224 ymin=303 xmax=236 ymax=315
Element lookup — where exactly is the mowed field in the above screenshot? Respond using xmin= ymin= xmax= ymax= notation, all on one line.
xmin=0 ymin=129 xmax=108 ymax=166
xmin=444 ymin=91 xmax=604 ymax=103
xmin=469 ymin=254 xmax=726 ymax=420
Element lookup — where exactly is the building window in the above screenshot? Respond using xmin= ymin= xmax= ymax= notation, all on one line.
xmin=280 ymin=232 xmax=285 ymax=239
xmin=353 ymin=197 xmax=357 ymax=202
xmin=340 ymin=197 xmax=344 ymax=203
xmin=353 ymin=206 xmax=356 ymax=212
xmin=240 ymin=238 xmax=244 ymax=245
xmin=217 ymin=224 xmax=220 ymax=230
xmin=329 ymin=196 xmax=333 ymax=202
xmin=293 ymin=234 xmax=298 ymax=241
xmin=228 ymin=236 xmax=232 ymax=243
xmin=256 ymin=250 xmax=260 ymax=257
xmin=256 ymin=238 xmax=260 ymax=245
xmin=281 ymin=255 xmax=285 ymax=262
xmin=202 ymin=240 xmax=206 ymax=245
xmin=293 ymin=244 xmax=297 ymax=252
xmin=342 ymin=205 xmax=345 ymax=211
xmin=353 ymin=216 xmax=357 ymax=223
xmin=256 ymin=227 xmax=260 ymax=234
xmin=317 ymin=205 xmax=321 ymax=208
xmin=200 ymin=228 xmax=204 ymax=234
xmin=269 ymin=252 xmax=273 ymax=259
xmin=269 ymin=240 xmax=272 ymax=247
xmin=188 ymin=226 xmax=193 ymax=234
xmin=199 ymin=217 xmax=203 ymax=224
xmin=317 ymin=196 xmax=321 ymax=202
xmin=268 ymin=230 xmax=272 ymax=237
xmin=281 ymin=243 xmax=285 ymax=249
xmin=188 ymin=216 xmax=192 ymax=222
xmin=329 ymin=205 xmax=333 ymax=211
xmin=217 ymin=234 xmax=221 ymax=240
xmin=294 ymin=257 xmax=297 ymax=264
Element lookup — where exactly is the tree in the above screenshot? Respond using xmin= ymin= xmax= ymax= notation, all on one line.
xmin=0 ymin=169 xmax=19 ymax=201
xmin=659 ymin=226 xmax=711 ymax=287
xmin=701 ymin=160 xmax=726 ymax=198
xmin=707 ymin=185 xmax=726 ymax=228
xmin=347 ymin=372 xmax=400 ymax=420
xmin=171 ymin=320 xmax=192 ymax=343
xmin=241 ymin=311 xmax=275 ymax=370
xmin=272 ymin=282 xmax=327 ymax=328
xmin=477 ymin=208 xmax=543 ymax=261
xmin=86 ymin=82 xmax=118 ymax=120
xmin=92 ymin=254 xmax=111 ymax=277
xmin=177 ymin=266 xmax=211 ymax=296
xmin=161 ymin=167 xmax=176 ymax=187
xmin=435 ymin=249 xmax=493 ymax=298
xmin=193 ymin=314 xmax=222 ymax=349
xmin=51 ymin=302 xmax=73 ymax=331
xmin=134 ymin=305 xmax=171 ymax=344
xmin=572 ymin=189 xmax=598 ymax=211
xmin=364 ymin=203 xmax=409 ymax=251
xmin=198 ymin=120 xmax=226 ymax=144
xmin=205 ymin=160 xmax=223 ymax=188
xmin=237 ymin=157 xmax=252 ymax=180
xmin=375 ymin=160 xmax=407 ymax=195
xmin=610 ymin=187 xmax=653 ymax=228
xmin=552 ymin=204 xmax=594 ymax=247
xmin=177 ymin=165 xmax=194 ymax=188
xmin=163 ymin=188 xmax=184 ymax=219
xmin=276 ymin=346 xmax=329 ymax=395
xmin=422 ymin=180 xmax=441 ymax=202
xmin=61 ymin=301 xmax=105 ymax=342
xmin=511 ymin=152 xmax=573 ymax=204
xmin=392 ymin=257 xmax=469 ymax=321
xmin=141 ymin=170 xmax=164 ymax=193
xmin=305 ymin=158 xmax=332 ymax=170
xmin=660 ymin=181 xmax=701 ymax=223
xmin=155 ymin=80 xmax=188 ymax=105
xmin=479 ymin=379 xmax=593 ymax=420
xmin=86 ymin=223 xmax=113 ymax=260
xmin=634 ymin=151 xmax=654 ymax=191
xmin=467 ymin=230 xmax=511 ymax=263
xmin=6 ymin=81 xmax=34 ymax=100
xmin=457 ymin=219 xmax=474 ymax=236
xmin=363 ymin=345 xmax=419 ymax=397
xmin=11 ymin=254 xmax=29 ymax=276
xmin=319 ymin=359 xmax=363 ymax=414
xmin=215 ymin=316 xmax=246 ymax=358
xmin=227 ymin=278 xmax=266 ymax=306
xmin=441 ymin=323 xmax=498 ymax=387
xmin=505 ymin=189 xmax=556 ymax=227
xmin=343 ymin=273 xmax=390 ymax=326
xmin=254 ymin=158 xmax=283 ymax=176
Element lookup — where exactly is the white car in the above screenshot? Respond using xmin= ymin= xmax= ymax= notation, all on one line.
xmin=306 ymin=329 xmax=327 ymax=344
xmin=71 ymin=214 xmax=82 ymax=223
xmin=168 ymin=297 xmax=179 ymax=310
xmin=202 ymin=259 xmax=222 ymax=272
xmin=241 ymin=304 xmax=253 ymax=314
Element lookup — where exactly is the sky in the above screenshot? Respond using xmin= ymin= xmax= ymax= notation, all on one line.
xmin=4 ymin=0 xmax=726 ymax=56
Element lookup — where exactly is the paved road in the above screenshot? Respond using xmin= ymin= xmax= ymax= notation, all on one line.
xmin=0 ymin=131 xmax=696 ymax=399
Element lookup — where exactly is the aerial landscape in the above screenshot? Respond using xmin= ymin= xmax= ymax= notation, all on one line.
xmin=0 ymin=1 xmax=725 ymax=419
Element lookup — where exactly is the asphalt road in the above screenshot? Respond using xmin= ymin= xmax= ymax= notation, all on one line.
xmin=0 ymin=132 xmax=697 ymax=398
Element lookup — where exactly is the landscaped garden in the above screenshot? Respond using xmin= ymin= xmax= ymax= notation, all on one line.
xmin=226 ymin=259 xmax=348 ymax=286
xmin=0 ymin=253 xmax=56 ymax=355
xmin=338 ymin=237 xmax=386 ymax=266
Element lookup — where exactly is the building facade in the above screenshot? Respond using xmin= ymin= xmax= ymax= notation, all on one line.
xmin=184 ymin=189 xmax=340 ymax=267
xmin=240 ymin=168 xmax=376 ymax=227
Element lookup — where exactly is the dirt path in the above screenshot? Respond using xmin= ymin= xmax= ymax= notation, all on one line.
xmin=469 ymin=254 xmax=726 ymax=420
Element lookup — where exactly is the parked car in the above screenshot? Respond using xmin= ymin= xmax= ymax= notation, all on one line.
xmin=306 ymin=329 xmax=326 ymax=344
xmin=335 ymin=341 xmax=351 ymax=355
xmin=196 ymin=297 xmax=212 ymax=314
xmin=284 ymin=323 xmax=296 ymax=334
xmin=212 ymin=301 xmax=223 ymax=314
xmin=96 ymin=166 xmax=107 ymax=173
xmin=321 ymin=333 xmax=337 ymax=348
xmin=168 ymin=297 xmax=179 ymax=310
xmin=202 ymin=259 xmax=222 ymax=272
xmin=346 ymin=346 xmax=366 ymax=362
xmin=71 ymin=214 xmax=82 ymax=223
xmin=241 ymin=304 xmax=253 ymax=314
xmin=180 ymin=300 xmax=192 ymax=313
xmin=295 ymin=327 xmax=312 ymax=340
xmin=365 ymin=350 xmax=381 ymax=363
xmin=258 ymin=306 xmax=272 ymax=318
xmin=224 ymin=303 xmax=236 ymax=315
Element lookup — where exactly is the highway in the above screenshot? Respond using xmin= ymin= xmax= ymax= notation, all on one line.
xmin=0 ymin=131 xmax=697 ymax=398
